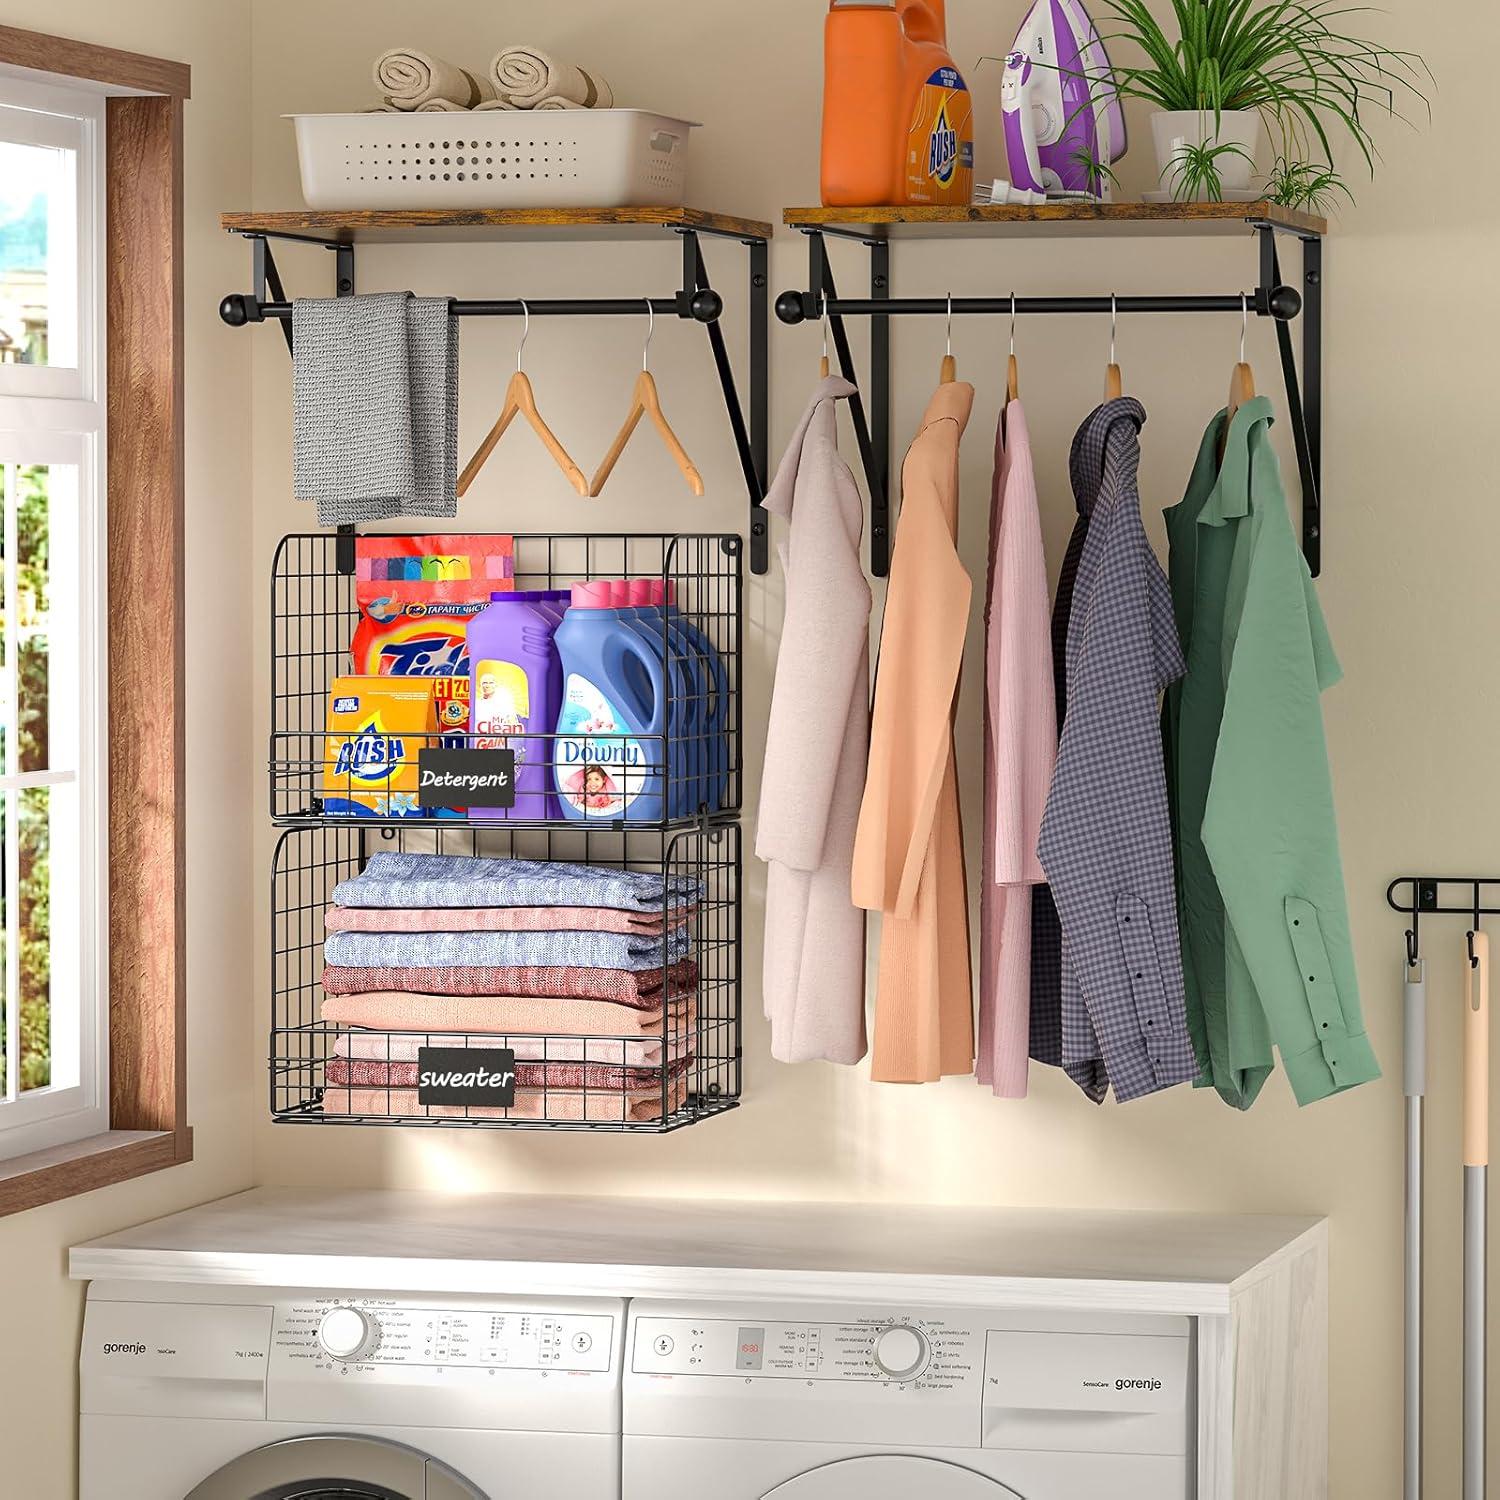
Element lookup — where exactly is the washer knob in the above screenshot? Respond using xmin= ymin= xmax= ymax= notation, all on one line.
xmin=872 ymin=1325 xmax=927 ymax=1380
xmin=317 ymin=1306 xmax=378 ymax=1361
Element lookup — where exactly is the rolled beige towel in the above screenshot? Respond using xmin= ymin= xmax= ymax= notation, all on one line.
xmin=489 ymin=45 xmax=613 ymax=108
xmin=415 ymin=98 xmax=471 ymax=112
xmin=534 ymin=96 xmax=579 ymax=110
xmin=374 ymin=47 xmax=496 ymax=110
xmin=474 ymin=98 xmax=523 ymax=112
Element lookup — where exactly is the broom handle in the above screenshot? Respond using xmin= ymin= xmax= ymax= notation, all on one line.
xmin=1404 ymin=959 xmax=1426 ymax=1500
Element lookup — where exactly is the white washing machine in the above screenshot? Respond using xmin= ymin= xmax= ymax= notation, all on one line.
xmin=623 ymin=1300 xmax=1194 ymax=1499
xmin=80 ymin=1281 xmax=624 ymax=1498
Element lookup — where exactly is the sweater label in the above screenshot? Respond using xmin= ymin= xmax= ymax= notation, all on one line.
xmin=416 ymin=1046 xmax=517 ymax=1106
xmin=555 ymin=673 xmax=648 ymax=816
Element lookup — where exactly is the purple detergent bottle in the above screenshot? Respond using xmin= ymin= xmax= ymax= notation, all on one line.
xmin=467 ymin=590 xmax=564 ymax=820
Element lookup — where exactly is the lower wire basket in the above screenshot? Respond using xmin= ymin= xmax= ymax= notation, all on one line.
xmin=271 ymin=821 xmax=741 ymax=1132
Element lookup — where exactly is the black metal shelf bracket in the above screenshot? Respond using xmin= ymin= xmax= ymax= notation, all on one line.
xmin=774 ymin=219 xmax=1325 ymax=578
xmin=220 ymin=222 xmax=770 ymax=576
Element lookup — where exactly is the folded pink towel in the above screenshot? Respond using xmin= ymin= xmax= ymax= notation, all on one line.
xmin=325 ymin=904 xmax=696 ymax=935
xmin=326 ymin=1053 xmax=692 ymax=1092
xmin=332 ymin=1031 xmax=683 ymax=1067
xmin=320 ymin=991 xmax=695 ymax=1038
xmin=321 ymin=1078 xmax=688 ymax=1122
xmin=321 ymin=958 xmax=699 ymax=1008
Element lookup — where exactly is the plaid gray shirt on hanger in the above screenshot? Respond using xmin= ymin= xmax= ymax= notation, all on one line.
xmin=1036 ymin=398 xmax=1197 ymax=1104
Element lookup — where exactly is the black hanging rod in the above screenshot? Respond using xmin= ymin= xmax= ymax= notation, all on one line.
xmin=221 ymin=291 xmax=721 ymax=327
xmin=776 ymin=287 xmax=1301 ymax=323
xmin=1387 ymin=878 xmax=1500 ymax=919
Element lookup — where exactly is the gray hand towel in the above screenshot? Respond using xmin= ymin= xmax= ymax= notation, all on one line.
xmin=292 ymin=292 xmax=458 ymax=526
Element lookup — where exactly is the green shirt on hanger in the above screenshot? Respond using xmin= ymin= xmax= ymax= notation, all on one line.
xmin=1163 ymin=396 xmax=1380 ymax=1108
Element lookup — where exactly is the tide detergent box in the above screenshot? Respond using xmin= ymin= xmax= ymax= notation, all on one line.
xmin=323 ymin=676 xmax=437 ymax=819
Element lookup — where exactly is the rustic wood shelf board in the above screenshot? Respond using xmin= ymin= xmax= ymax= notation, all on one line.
xmin=220 ymin=206 xmax=773 ymax=244
xmin=783 ymin=201 xmax=1325 ymax=239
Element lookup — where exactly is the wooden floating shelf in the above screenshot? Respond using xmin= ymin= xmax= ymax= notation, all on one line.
xmin=784 ymin=200 xmax=1326 ymax=239
xmin=220 ymin=206 xmax=774 ymax=244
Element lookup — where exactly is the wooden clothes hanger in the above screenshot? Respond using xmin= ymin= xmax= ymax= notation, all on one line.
xmin=1006 ymin=294 xmax=1019 ymax=405
xmin=458 ymin=300 xmax=589 ymax=499
xmin=1218 ymin=294 xmax=1257 ymax=463
xmin=591 ymin=301 xmax=703 ymax=498
xmin=1103 ymin=292 xmax=1123 ymax=400
xmin=1226 ymin=292 xmax=1256 ymax=422
xmin=939 ymin=292 xmax=956 ymax=384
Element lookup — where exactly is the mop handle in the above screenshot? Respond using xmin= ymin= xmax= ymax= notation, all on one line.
xmin=1405 ymin=960 xmax=1427 ymax=1099
xmin=1466 ymin=934 xmax=1489 ymax=1167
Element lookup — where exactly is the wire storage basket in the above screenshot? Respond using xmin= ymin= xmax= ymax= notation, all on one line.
xmin=271 ymin=820 xmax=741 ymax=1132
xmin=271 ymin=531 xmax=741 ymax=829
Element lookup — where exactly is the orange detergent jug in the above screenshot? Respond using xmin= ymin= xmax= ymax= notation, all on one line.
xmin=821 ymin=0 xmax=974 ymax=206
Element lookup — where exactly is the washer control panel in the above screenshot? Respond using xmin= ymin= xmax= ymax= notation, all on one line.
xmin=274 ymin=1295 xmax=615 ymax=1376
xmin=631 ymin=1313 xmax=978 ymax=1390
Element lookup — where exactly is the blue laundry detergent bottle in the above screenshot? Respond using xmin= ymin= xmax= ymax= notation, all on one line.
xmin=624 ymin=578 xmax=703 ymax=816
xmin=553 ymin=581 xmax=668 ymax=823
xmin=607 ymin=580 xmax=690 ymax=816
xmin=656 ymin=579 xmax=730 ymax=811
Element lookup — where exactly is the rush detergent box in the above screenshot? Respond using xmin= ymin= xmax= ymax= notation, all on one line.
xmin=322 ymin=676 xmax=438 ymax=819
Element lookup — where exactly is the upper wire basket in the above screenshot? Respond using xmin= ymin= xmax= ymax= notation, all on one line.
xmin=270 ymin=531 xmax=742 ymax=829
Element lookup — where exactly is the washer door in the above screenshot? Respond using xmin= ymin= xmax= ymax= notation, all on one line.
xmin=183 ymin=1435 xmax=486 ymax=1500
xmin=764 ymin=1455 xmax=1022 ymax=1499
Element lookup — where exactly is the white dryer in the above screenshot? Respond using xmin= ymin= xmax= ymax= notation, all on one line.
xmin=623 ymin=1300 xmax=1194 ymax=1499
xmin=81 ymin=1281 xmax=624 ymax=1499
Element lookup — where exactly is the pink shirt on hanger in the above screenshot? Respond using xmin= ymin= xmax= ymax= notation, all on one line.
xmin=977 ymin=397 xmax=1056 ymax=1097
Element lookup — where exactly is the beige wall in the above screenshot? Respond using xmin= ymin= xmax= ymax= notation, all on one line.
xmin=0 ymin=0 xmax=1489 ymax=1494
xmin=0 ymin=1 xmax=257 ymax=1492
xmin=240 ymin=3 xmax=1492 ymax=1497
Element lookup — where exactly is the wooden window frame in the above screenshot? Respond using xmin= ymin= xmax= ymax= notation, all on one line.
xmin=0 ymin=27 xmax=191 ymax=1216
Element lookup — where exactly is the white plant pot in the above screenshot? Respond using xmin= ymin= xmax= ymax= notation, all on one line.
xmin=1150 ymin=109 xmax=1262 ymax=198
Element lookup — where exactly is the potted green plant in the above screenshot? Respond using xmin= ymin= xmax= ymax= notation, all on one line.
xmin=1092 ymin=0 xmax=1429 ymax=205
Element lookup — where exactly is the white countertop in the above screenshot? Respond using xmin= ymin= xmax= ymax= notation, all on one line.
xmin=70 ymin=1188 xmax=1323 ymax=1317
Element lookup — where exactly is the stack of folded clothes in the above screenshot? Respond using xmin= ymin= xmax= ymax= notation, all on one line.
xmin=319 ymin=852 xmax=701 ymax=1122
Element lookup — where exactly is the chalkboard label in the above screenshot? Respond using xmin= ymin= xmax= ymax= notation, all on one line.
xmin=416 ymin=1047 xmax=518 ymax=1107
xmin=417 ymin=748 xmax=516 ymax=809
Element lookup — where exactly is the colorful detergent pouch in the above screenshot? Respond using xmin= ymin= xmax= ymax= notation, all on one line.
xmin=323 ymin=675 xmax=438 ymax=819
xmin=350 ymin=534 xmax=516 ymax=679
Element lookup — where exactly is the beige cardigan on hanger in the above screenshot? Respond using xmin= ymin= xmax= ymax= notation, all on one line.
xmin=756 ymin=376 xmax=872 ymax=1065
xmin=852 ymin=380 xmax=976 ymax=1082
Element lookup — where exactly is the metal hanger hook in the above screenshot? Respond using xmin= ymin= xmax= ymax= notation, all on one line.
xmin=1405 ymin=927 xmax=1419 ymax=969
xmin=642 ymin=298 xmax=654 ymax=372
xmin=822 ymin=318 xmax=829 ymax=365
xmin=1240 ymin=292 xmax=1249 ymax=365
xmin=1009 ymin=293 xmax=1017 ymax=357
xmin=1471 ymin=883 xmax=1483 ymax=966
xmin=1110 ymin=292 xmax=1117 ymax=365
xmin=515 ymin=299 xmax=530 ymax=372
xmin=946 ymin=292 xmax=953 ymax=358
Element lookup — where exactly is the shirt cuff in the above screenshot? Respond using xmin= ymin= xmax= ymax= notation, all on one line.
xmin=1282 ymin=1029 xmax=1381 ymax=1105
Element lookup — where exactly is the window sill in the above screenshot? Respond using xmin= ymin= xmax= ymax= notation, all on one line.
xmin=0 ymin=1126 xmax=193 ymax=1218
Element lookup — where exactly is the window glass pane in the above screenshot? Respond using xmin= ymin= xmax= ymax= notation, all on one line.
xmin=16 ymin=784 xmax=50 ymax=1091
xmin=15 ymin=463 xmax=49 ymax=773
xmin=0 ymin=139 xmax=76 ymax=371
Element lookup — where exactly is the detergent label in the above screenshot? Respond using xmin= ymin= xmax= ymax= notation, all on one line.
xmin=555 ymin=673 xmax=649 ymax=817
xmin=907 ymin=68 xmax=974 ymax=204
xmin=350 ymin=599 xmax=491 ymax=678
xmin=416 ymin=748 xmax=516 ymax=810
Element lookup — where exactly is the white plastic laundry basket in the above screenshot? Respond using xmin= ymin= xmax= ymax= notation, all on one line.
xmin=291 ymin=110 xmax=696 ymax=211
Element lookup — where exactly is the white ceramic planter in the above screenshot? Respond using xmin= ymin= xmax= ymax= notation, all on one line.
xmin=1150 ymin=109 xmax=1262 ymax=198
